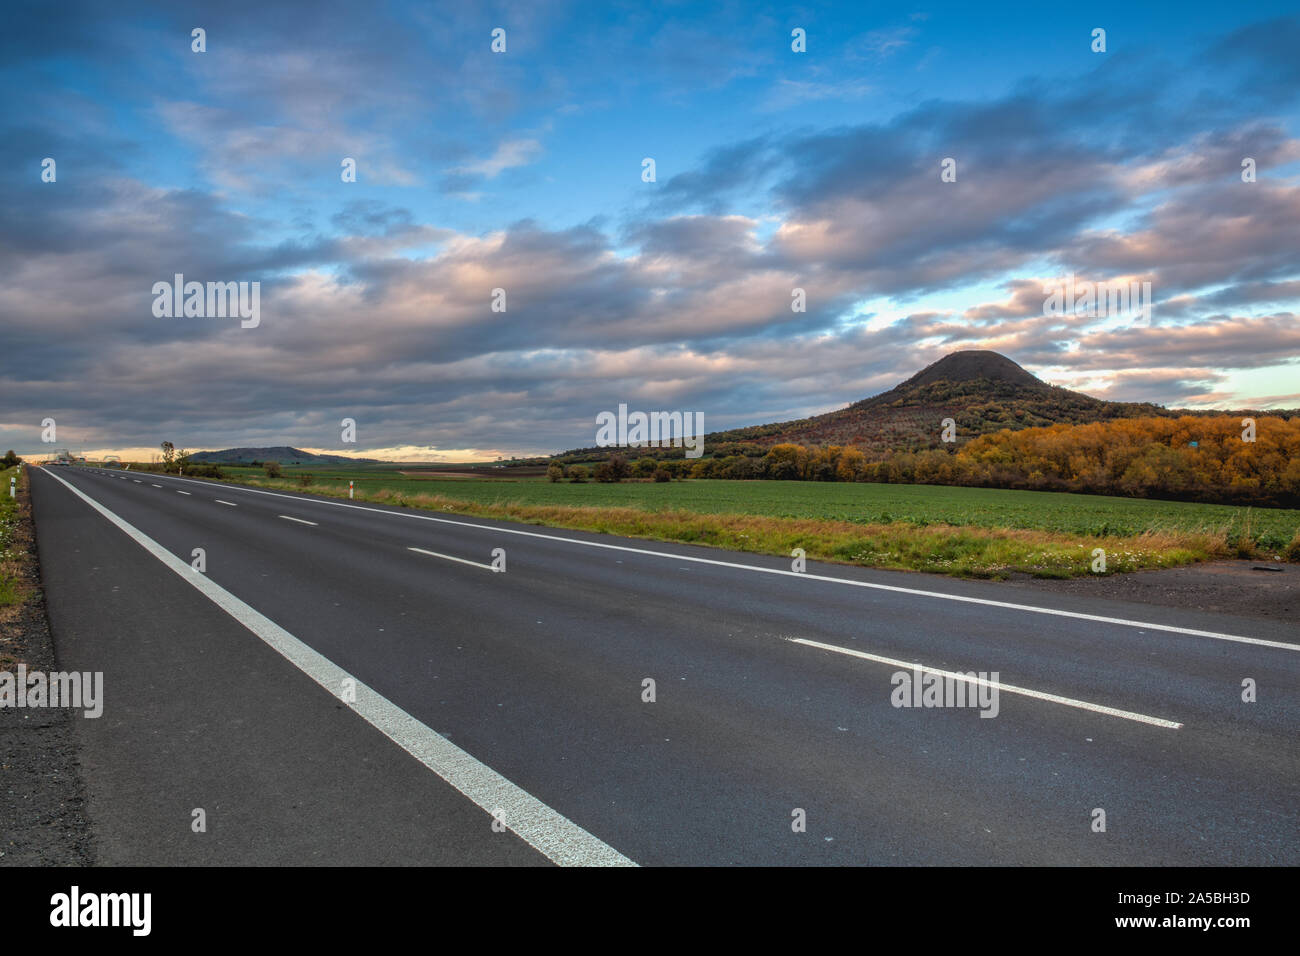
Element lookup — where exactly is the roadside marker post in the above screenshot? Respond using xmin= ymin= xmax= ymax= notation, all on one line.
xmin=349 ymin=480 xmax=354 ymax=499
xmin=9 ymin=477 xmax=14 ymax=497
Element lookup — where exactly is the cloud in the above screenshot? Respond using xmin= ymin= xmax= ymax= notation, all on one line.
xmin=761 ymin=78 xmax=873 ymax=112
xmin=449 ymin=138 xmax=544 ymax=179
xmin=3 ymin=5 xmax=1299 ymax=458
xmin=848 ymin=26 xmax=918 ymax=60
xmin=1072 ymin=367 xmax=1230 ymax=405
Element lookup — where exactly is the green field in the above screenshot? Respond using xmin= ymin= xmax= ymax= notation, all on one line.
xmin=221 ymin=466 xmax=1300 ymax=551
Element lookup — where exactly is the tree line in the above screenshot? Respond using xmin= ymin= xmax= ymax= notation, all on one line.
xmin=560 ymin=416 xmax=1300 ymax=507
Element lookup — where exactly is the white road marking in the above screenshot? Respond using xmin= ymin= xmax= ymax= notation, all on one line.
xmin=177 ymin=491 xmax=191 ymax=495
xmin=279 ymin=515 xmax=318 ymax=526
xmin=132 ymin=479 xmax=142 ymax=483
xmin=408 ymin=546 xmax=495 ymax=571
xmin=152 ymin=484 xmax=162 ymax=488
xmin=130 ymin=472 xmax=1295 ymax=653
xmin=787 ymin=637 xmax=1183 ymax=729
xmin=215 ymin=500 xmax=237 ymax=507
xmin=39 ymin=466 xmax=635 ymax=867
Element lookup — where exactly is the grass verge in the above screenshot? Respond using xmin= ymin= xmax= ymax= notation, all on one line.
xmin=0 ymin=466 xmax=36 ymax=666
xmin=203 ymin=473 xmax=1232 ymax=578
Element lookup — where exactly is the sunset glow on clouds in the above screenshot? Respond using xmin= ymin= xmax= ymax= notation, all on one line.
xmin=2 ymin=1 xmax=1298 ymax=460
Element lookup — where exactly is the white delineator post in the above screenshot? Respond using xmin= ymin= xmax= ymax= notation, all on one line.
xmin=9 ymin=477 xmax=14 ymax=498
xmin=349 ymin=480 xmax=354 ymax=499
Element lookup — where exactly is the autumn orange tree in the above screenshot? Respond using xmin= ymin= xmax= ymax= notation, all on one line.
xmin=693 ymin=415 xmax=1299 ymax=506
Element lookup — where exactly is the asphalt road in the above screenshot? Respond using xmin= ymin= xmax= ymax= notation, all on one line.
xmin=26 ymin=466 xmax=1300 ymax=865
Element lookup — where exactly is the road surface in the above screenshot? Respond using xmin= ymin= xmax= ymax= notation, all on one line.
xmin=26 ymin=466 xmax=1300 ymax=865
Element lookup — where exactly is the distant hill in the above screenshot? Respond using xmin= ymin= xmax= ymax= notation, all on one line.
xmin=711 ymin=350 xmax=1169 ymax=452
xmin=190 ymin=446 xmax=379 ymax=465
xmin=890 ymin=350 xmax=1045 ymax=391
xmin=553 ymin=350 xmax=1291 ymax=461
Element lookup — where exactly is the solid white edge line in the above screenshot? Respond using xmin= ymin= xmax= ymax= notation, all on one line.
xmin=121 ymin=471 xmax=1296 ymax=652
xmin=408 ymin=546 xmax=495 ymax=571
xmin=38 ymin=467 xmax=636 ymax=867
xmin=787 ymin=637 xmax=1183 ymax=729
xmin=177 ymin=491 xmax=191 ymax=495
xmin=278 ymin=515 xmax=318 ymax=526
xmin=215 ymin=500 xmax=237 ymax=506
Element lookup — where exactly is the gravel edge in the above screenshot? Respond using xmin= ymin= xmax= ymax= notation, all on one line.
xmin=0 ymin=470 xmax=95 ymax=866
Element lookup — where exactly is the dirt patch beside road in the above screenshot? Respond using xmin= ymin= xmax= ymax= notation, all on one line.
xmin=1004 ymin=559 xmax=1300 ymax=625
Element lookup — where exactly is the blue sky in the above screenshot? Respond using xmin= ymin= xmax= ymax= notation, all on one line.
xmin=3 ymin=1 xmax=1299 ymax=460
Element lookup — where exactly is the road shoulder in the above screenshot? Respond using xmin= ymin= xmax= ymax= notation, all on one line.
xmin=0 ymin=467 xmax=94 ymax=865
xmin=1003 ymin=559 xmax=1300 ymax=625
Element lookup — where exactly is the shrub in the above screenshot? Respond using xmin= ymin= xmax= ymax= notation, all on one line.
xmin=298 ymin=474 xmax=314 ymax=487
xmin=568 ymin=465 xmax=589 ymax=483
xmin=1285 ymin=528 xmax=1300 ymax=562
xmin=653 ymin=467 xmax=671 ymax=482
xmin=690 ymin=458 xmax=718 ymax=479
xmin=547 ymin=462 xmax=565 ymax=483
xmin=1234 ymin=510 xmax=1255 ymax=558
xmin=264 ymin=461 xmax=282 ymax=478
xmin=595 ymin=454 xmax=630 ymax=483
xmin=722 ymin=455 xmax=756 ymax=479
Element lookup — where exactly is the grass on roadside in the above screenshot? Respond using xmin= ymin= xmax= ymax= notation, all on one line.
xmin=0 ymin=466 xmax=27 ymax=608
xmin=203 ymin=473 xmax=1236 ymax=578
xmin=0 ymin=466 xmax=36 ymax=669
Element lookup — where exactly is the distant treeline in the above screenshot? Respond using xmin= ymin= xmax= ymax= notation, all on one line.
xmin=132 ymin=460 xmax=225 ymax=478
xmin=573 ymin=416 xmax=1300 ymax=507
